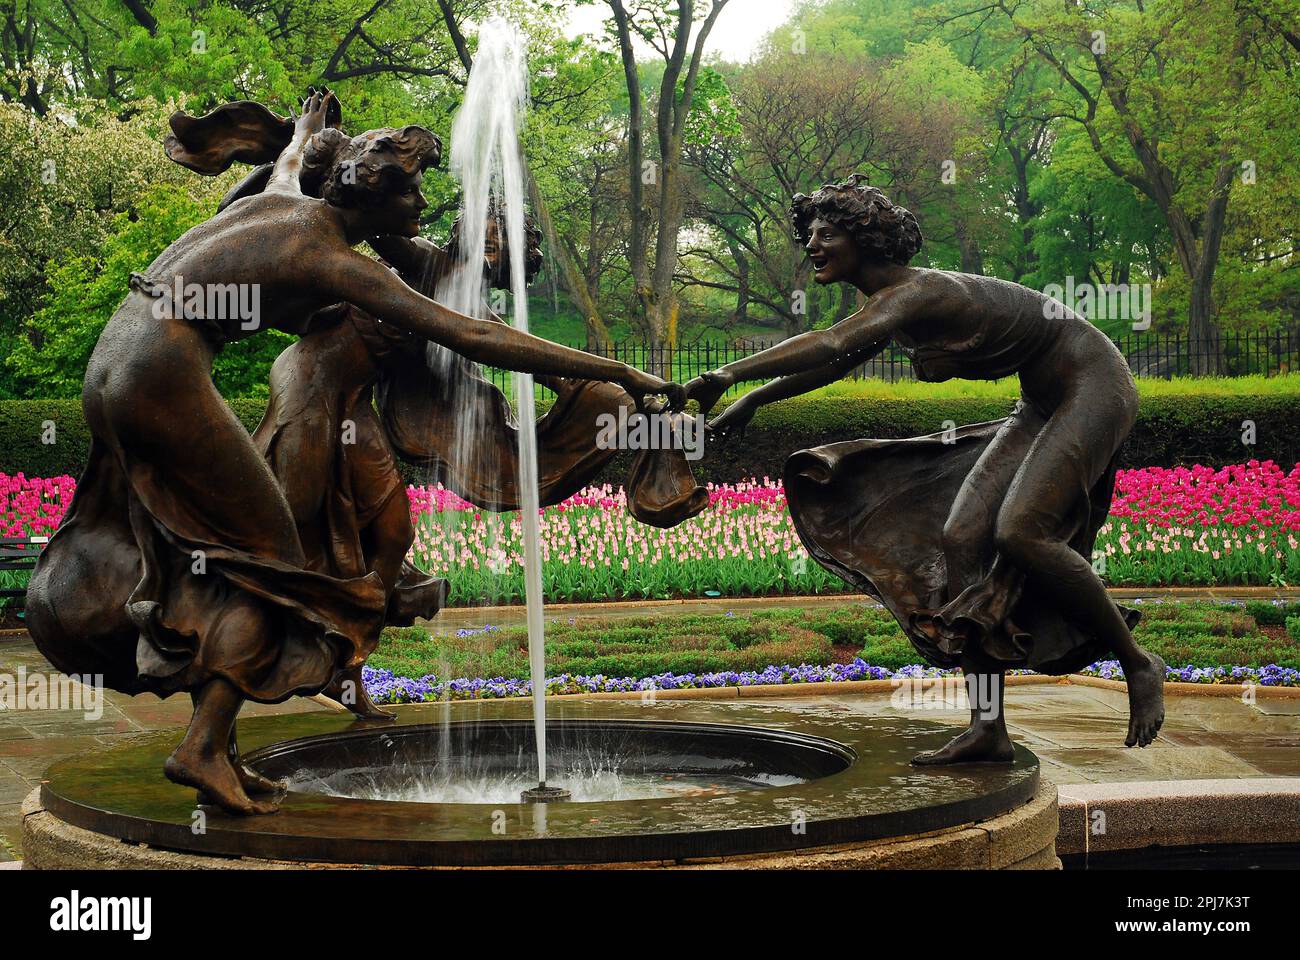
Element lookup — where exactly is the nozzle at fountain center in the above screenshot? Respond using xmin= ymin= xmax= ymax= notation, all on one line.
xmin=521 ymin=783 xmax=571 ymax=803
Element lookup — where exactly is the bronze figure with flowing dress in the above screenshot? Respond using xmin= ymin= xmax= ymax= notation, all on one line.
xmin=686 ymin=176 xmax=1165 ymax=763
xmin=25 ymin=91 xmax=681 ymax=815
xmin=168 ymin=114 xmax=707 ymax=719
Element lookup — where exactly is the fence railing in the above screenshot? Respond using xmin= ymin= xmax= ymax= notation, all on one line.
xmin=481 ymin=330 xmax=1300 ymax=398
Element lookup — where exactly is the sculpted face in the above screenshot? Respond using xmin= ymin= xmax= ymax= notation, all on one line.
xmin=483 ymin=218 xmax=508 ymax=288
xmin=805 ymin=216 xmax=864 ymax=285
xmin=370 ymin=170 xmax=428 ymax=238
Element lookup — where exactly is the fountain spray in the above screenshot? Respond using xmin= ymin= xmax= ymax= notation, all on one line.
xmin=445 ymin=18 xmax=567 ymax=803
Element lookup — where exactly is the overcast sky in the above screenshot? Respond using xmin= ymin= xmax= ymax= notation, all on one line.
xmin=563 ymin=1 xmax=800 ymax=64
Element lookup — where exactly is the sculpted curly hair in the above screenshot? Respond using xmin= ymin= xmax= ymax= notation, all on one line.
xmin=447 ymin=201 xmax=544 ymax=287
xmin=302 ymin=125 xmax=442 ymax=207
xmin=791 ymin=175 xmax=923 ymax=266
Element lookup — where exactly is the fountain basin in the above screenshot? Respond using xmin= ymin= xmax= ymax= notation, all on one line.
xmin=267 ymin=718 xmax=852 ymax=804
xmin=27 ymin=698 xmax=1053 ymax=868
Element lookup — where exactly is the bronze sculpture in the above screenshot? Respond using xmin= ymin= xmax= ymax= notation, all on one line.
xmin=25 ymin=90 xmax=680 ymax=815
xmin=687 ymin=176 xmax=1165 ymax=762
xmin=187 ymin=123 xmax=706 ymax=720
xmin=255 ymin=211 xmax=705 ymax=720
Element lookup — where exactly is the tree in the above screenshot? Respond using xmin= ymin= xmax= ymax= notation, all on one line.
xmin=969 ymin=0 xmax=1291 ymax=370
xmin=683 ymin=41 xmax=984 ymax=337
xmin=584 ymin=0 xmax=732 ymax=370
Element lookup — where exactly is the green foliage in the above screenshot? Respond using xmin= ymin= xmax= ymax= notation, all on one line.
xmin=369 ymin=613 xmax=835 ymax=680
xmin=3 ymin=183 xmax=291 ymax=399
xmin=1 ymin=0 xmax=1297 ymax=400
xmin=0 ymin=397 xmax=266 ymax=478
xmin=0 ymin=101 xmax=238 ymax=398
xmin=1245 ymin=600 xmax=1300 ymax=626
xmin=1127 ymin=602 xmax=1300 ymax=669
xmin=0 ymin=569 xmax=29 ymax=611
xmin=690 ymin=388 xmax=1300 ymax=485
xmin=370 ymin=599 xmax=1300 ymax=681
xmin=4 ymin=382 xmax=1297 ymax=482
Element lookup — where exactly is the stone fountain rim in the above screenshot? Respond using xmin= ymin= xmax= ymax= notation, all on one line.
xmin=38 ymin=699 xmax=1039 ymax=867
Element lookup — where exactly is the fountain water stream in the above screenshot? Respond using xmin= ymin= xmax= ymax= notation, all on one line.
xmin=439 ymin=19 xmax=564 ymax=801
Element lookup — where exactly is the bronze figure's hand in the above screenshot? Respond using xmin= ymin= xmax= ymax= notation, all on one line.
xmin=622 ymin=367 xmax=684 ymax=411
xmin=707 ymin=396 xmax=755 ymax=444
xmin=684 ymin=368 xmax=733 ymax=416
xmin=295 ymin=88 xmax=335 ymax=138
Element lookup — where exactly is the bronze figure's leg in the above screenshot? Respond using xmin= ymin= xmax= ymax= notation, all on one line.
xmin=913 ymin=652 xmax=1013 ymax=765
xmin=940 ymin=407 xmax=1040 ymax=596
xmin=228 ymin=722 xmax=286 ymax=795
xmin=319 ymin=490 xmax=415 ymax=720
xmin=993 ymin=391 xmax=1165 ymax=748
xmin=166 ymin=679 xmax=279 ymax=815
xmin=363 ymin=484 xmax=417 ymax=596
xmin=322 ymin=663 xmax=396 ymax=721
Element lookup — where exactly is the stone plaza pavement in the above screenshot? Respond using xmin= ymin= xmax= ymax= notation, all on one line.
xmin=3 ymin=625 xmax=1299 ymax=864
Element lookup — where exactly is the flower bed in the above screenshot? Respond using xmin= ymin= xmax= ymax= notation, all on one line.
xmin=405 ymin=461 xmax=1300 ymax=602
xmin=362 ymin=657 xmax=1300 ymax=705
xmin=361 ymin=602 xmax=1300 ymax=703
xmin=6 ymin=461 xmax=1300 ymax=603
xmin=1077 ymin=660 xmax=1300 ymax=687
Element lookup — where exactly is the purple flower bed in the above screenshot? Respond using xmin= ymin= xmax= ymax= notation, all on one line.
xmin=362 ymin=658 xmax=1300 ymax=705
xmin=1079 ymin=659 xmax=1300 ymax=686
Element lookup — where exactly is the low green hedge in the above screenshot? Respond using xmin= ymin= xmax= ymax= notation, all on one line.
xmin=369 ymin=614 xmax=834 ymax=680
xmin=1247 ymin=600 xmax=1300 ymax=625
xmin=692 ymin=393 xmax=1300 ymax=484
xmin=3 ymin=389 xmax=1296 ymax=483
xmin=370 ymin=601 xmax=1300 ymax=681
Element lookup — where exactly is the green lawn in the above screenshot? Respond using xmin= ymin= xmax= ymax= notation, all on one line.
xmin=370 ymin=601 xmax=1300 ymax=681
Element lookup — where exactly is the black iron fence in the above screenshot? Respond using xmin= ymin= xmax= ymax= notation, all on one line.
xmin=482 ymin=330 xmax=1300 ymax=397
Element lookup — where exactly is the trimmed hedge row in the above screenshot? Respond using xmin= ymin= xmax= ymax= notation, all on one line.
xmin=369 ymin=614 xmax=836 ymax=680
xmin=693 ymin=393 xmax=1300 ymax=484
xmin=2 ymin=392 xmax=1296 ymax=485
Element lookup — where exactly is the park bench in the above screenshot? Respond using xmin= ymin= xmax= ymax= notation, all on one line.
xmin=0 ymin=535 xmax=47 ymax=606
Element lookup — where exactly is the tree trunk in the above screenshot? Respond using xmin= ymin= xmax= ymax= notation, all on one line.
xmin=727 ymin=237 xmax=749 ymax=325
xmin=527 ymin=177 xmax=611 ymax=347
xmin=956 ymin=220 xmax=985 ymax=275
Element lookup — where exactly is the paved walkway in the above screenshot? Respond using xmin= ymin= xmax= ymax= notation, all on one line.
xmin=3 ymin=630 xmax=1298 ymax=863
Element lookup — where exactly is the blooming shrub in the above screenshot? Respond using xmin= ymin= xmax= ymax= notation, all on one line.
xmin=6 ymin=461 xmax=1300 ymax=598
xmin=0 ymin=472 xmax=74 ymax=539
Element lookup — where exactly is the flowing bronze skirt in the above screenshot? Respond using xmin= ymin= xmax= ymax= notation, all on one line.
xmin=25 ymin=301 xmax=388 ymax=703
xmin=784 ymin=402 xmax=1137 ymax=675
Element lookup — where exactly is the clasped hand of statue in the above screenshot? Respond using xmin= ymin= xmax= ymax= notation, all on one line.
xmin=627 ymin=368 xmax=686 ymax=413
xmin=682 ymin=368 xmax=734 ymax=418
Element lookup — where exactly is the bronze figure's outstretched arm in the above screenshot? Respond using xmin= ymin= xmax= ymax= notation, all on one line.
xmin=267 ymin=89 xmax=334 ymax=194
xmin=685 ymin=292 xmax=910 ymax=415
xmin=705 ymin=336 xmax=889 ymax=440
xmin=327 ymin=248 xmax=679 ymax=405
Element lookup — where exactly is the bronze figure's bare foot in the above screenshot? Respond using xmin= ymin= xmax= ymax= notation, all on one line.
xmin=1124 ymin=652 xmax=1166 ymax=747
xmin=324 ymin=666 xmax=397 ymax=721
xmin=911 ymin=723 xmax=1015 ymax=765
xmin=343 ymin=692 xmax=397 ymax=722
xmin=165 ymin=746 xmax=280 ymax=816
xmin=236 ymin=763 xmax=287 ymax=796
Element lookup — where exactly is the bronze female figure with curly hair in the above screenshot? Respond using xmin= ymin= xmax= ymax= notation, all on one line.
xmin=687 ymin=176 xmax=1165 ymax=763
